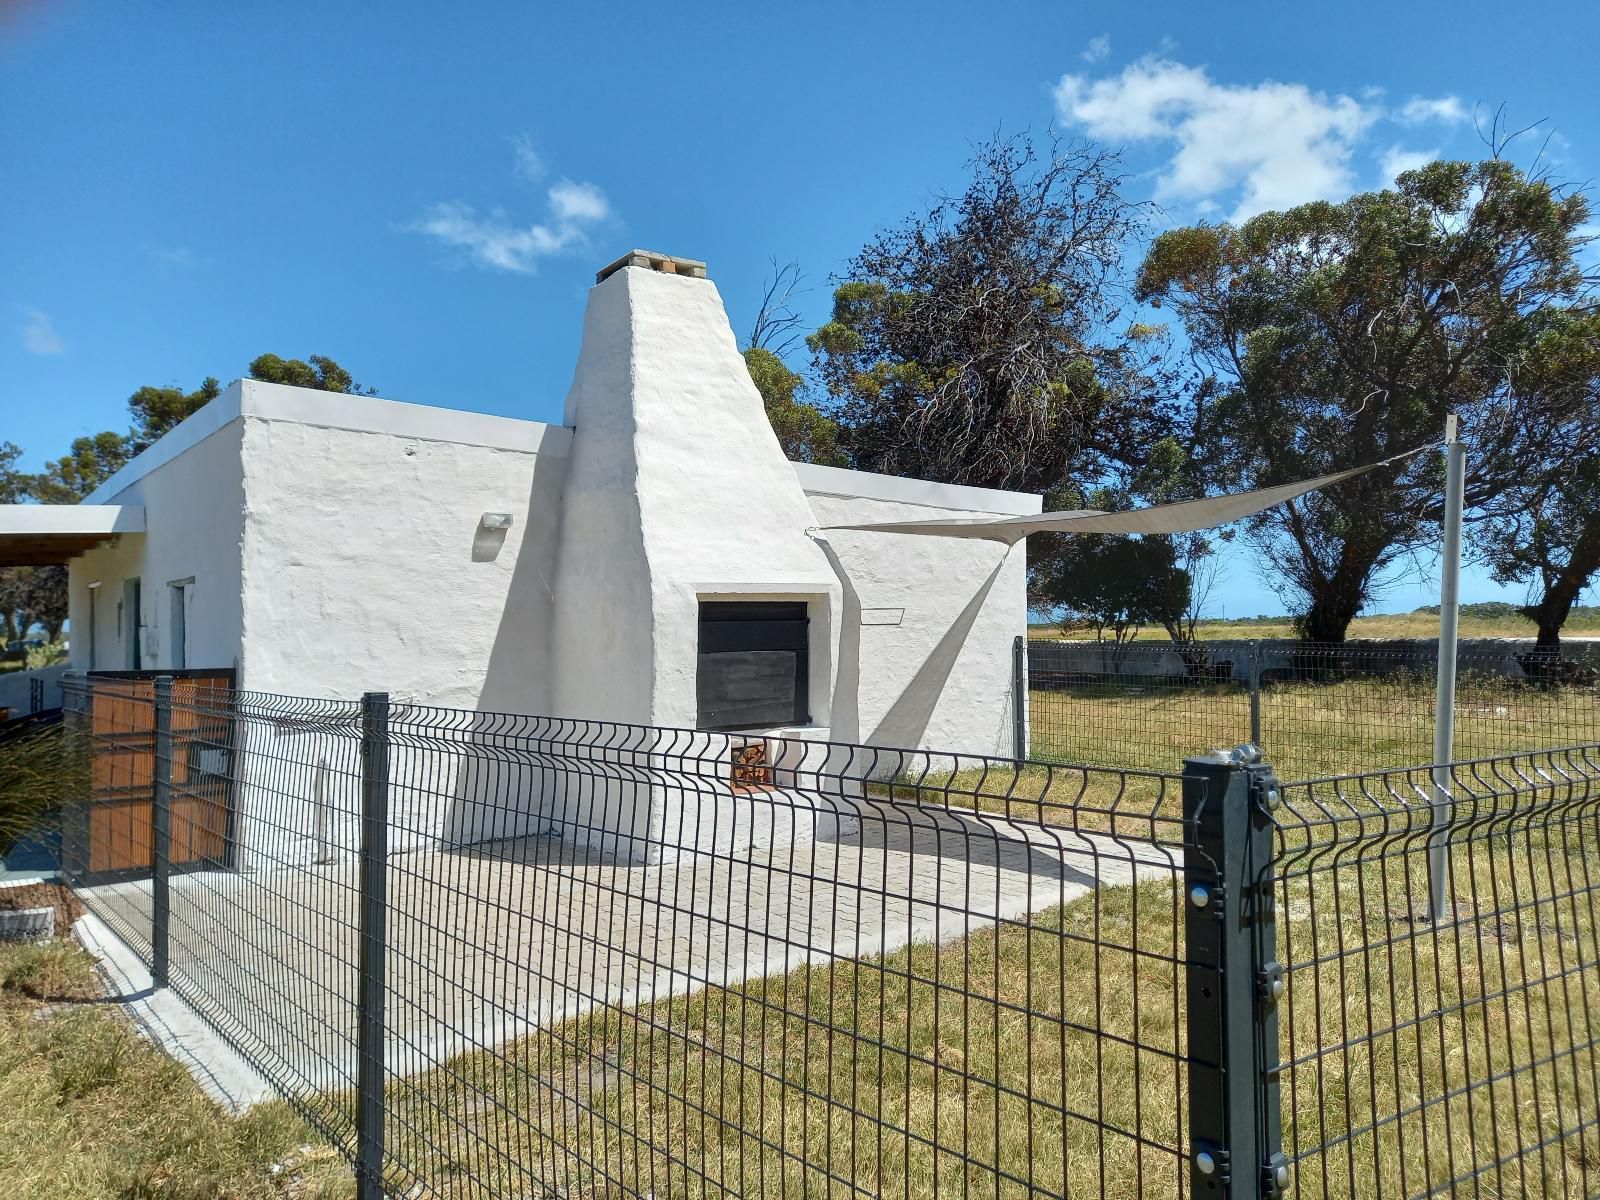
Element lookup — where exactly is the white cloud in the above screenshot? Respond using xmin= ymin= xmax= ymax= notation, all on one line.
xmin=1379 ymin=144 xmax=1438 ymax=182
xmin=548 ymin=178 xmax=609 ymax=223
xmin=20 ymin=308 xmax=62 ymax=355
xmin=1055 ymin=56 xmax=1377 ymax=220
xmin=406 ymin=145 xmax=612 ymax=273
xmin=1397 ymin=95 xmax=1468 ymax=126
xmin=1081 ymin=34 xmax=1110 ymax=63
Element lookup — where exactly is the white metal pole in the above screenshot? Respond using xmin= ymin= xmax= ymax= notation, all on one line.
xmin=1429 ymin=416 xmax=1466 ymax=921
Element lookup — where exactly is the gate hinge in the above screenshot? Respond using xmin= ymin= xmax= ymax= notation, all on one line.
xmin=1263 ymin=1151 xmax=1291 ymax=1198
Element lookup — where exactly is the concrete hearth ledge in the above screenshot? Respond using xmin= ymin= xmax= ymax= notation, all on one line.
xmin=72 ymin=912 xmax=275 ymax=1112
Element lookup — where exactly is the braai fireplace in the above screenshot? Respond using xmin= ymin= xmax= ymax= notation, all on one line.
xmin=696 ymin=600 xmax=810 ymax=731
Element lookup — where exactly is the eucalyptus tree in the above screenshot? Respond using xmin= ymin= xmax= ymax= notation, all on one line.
xmin=1137 ymin=158 xmax=1594 ymax=642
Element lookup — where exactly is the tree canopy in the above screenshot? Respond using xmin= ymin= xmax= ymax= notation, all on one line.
xmin=810 ymin=133 xmax=1170 ymax=494
xmin=1136 ymin=158 xmax=1596 ymax=642
xmin=2 ymin=354 xmax=372 ymax=645
xmin=1472 ymin=315 xmax=1600 ymax=651
xmin=743 ymin=348 xmax=847 ymax=467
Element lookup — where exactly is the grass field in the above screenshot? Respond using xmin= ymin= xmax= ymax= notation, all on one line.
xmin=357 ymin=818 xmax=1599 ymax=1199
xmin=1026 ymin=675 xmax=1600 ymax=778
xmin=1031 ymin=610 xmax=1600 ymax=643
xmin=0 ymin=939 xmax=350 ymax=1200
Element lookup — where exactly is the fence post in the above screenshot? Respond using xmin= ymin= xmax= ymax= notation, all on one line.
xmin=1183 ymin=745 xmax=1287 ymax=1200
xmin=1012 ymin=634 xmax=1028 ymax=762
xmin=1248 ymin=640 xmax=1262 ymax=746
xmin=151 ymin=675 xmax=174 ymax=989
xmin=355 ymin=692 xmax=391 ymax=1200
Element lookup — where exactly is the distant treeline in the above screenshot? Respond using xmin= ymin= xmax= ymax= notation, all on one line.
xmin=1411 ymin=602 xmax=1600 ymax=621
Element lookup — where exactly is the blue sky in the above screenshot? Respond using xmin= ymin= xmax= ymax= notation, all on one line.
xmin=4 ymin=0 xmax=1596 ymax=618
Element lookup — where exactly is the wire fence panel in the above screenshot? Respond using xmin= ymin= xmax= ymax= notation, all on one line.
xmin=61 ymin=679 xmax=370 ymax=1145
xmin=61 ymin=677 xmax=1196 ymax=1200
xmin=56 ymin=673 xmax=1600 ymax=1198
xmin=1272 ymin=746 xmax=1600 ymax=1198
xmin=1024 ymin=639 xmax=1600 ymax=778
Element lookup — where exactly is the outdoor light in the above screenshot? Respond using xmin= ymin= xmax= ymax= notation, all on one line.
xmin=479 ymin=512 xmax=513 ymax=530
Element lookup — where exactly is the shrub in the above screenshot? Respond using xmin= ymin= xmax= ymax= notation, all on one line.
xmin=0 ymin=722 xmax=84 ymax=859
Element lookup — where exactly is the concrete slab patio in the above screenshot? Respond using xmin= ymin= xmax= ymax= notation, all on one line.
xmin=74 ymin=806 xmax=1180 ymax=1106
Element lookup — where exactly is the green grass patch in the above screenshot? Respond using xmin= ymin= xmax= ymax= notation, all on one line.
xmin=364 ymin=819 xmax=1600 ymax=1199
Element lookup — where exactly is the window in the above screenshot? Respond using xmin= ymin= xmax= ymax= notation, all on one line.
xmin=696 ymin=601 xmax=810 ymax=732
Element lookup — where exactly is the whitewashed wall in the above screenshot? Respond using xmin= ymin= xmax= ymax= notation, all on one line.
xmin=0 ymin=664 xmax=69 ymax=716
xmin=801 ymin=486 xmax=1033 ymax=761
xmin=236 ymin=394 xmax=569 ymax=709
xmin=68 ymin=419 xmax=246 ymax=675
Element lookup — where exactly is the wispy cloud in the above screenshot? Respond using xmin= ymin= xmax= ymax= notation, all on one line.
xmin=510 ymin=133 xmax=544 ymax=183
xmin=1055 ymin=56 xmax=1377 ymax=221
xmin=1396 ymin=94 xmax=1468 ymax=126
xmin=146 ymin=244 xmax=198 ymax=267
xmin=1081 ymin=34 xmax=1110 ymax=64
xmin=20 ymin=308 xmax=63 ymax=355
xmin=1379 ymin=144 xmax=1439 ymax=182
xmin=406 ymin=139 xmax=612 ymax=273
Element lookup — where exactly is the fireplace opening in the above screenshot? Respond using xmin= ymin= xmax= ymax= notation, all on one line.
xmin=696 ymin=600 xmax=810 ymax=731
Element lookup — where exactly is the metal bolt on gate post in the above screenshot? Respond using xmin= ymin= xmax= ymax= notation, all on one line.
xmin=151 ymin=675 xmax=174 ymax=990
xmin=1183 ymin=744 xmax=1287 ymax=1199
xmin=355 ymin=692 xmax=391 ymax=1200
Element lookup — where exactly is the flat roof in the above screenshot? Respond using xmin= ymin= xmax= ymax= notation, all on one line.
xmin=85 ymin=380 xmax=571 ymax=504
xmin=0 ymin=505 xmax=144 ymax=566
xmin=81 ymin=379 xmax=1040 ymax=517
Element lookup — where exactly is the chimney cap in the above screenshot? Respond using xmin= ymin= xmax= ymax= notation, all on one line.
xmin=596 ymin=249 xmax=708 ymax=285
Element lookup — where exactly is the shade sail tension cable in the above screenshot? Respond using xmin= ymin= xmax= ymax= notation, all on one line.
xmin=812 ymin=444 xmax=1435 ymax=545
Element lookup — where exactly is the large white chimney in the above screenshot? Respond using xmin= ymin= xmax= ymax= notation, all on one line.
xmin=549 ymin=253 xmax=840 ymax=731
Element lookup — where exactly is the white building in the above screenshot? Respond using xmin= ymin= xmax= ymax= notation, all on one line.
xmin=1 ymin=252 xmax=1037 ymax=860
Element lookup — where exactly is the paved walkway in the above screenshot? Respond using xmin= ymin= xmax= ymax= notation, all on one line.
xmin=75 ymin=805 xmax=1180 ymax=1097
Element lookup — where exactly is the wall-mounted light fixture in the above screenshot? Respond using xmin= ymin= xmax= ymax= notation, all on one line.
xmin=473 ymin=512 xmax=515 ymax=563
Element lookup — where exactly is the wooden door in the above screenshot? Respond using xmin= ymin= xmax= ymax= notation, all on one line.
xmin=81 ymin=670 xmax=235 ymax=876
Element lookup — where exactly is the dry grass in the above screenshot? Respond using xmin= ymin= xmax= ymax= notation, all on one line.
xmin=0 ymin=939 xmax=352 ymax=1200
xmin=1027 ymin=676 xmax=1599 ymax=779
xmin=364 ymin=807 xmax=1599 ymax=1199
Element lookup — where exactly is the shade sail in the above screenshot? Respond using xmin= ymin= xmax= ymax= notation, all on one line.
xmin=0 ymin=505 xmax=144 ymax=566
xmin=816 ymin=448 xmax=1428 ymax=545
